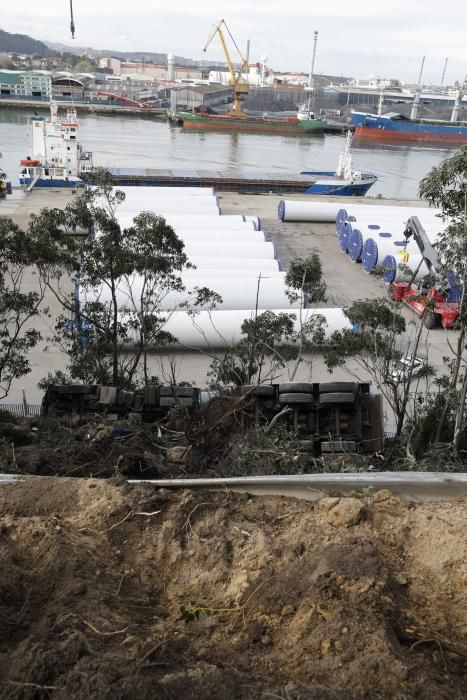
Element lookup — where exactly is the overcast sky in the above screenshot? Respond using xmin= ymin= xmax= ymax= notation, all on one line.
xmin=1 ymin=1 xmax=466 ymax=84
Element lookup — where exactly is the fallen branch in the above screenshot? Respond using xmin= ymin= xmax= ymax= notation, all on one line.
xmin=7 ymin=681 xmax=61 ymax=691
xmin=264 ymin=407 xmax=293 ymax=435
xmin=84 ymin=621 xmax=128 ymax=637
xmin=104 ymin=510 xmax=134 ymax=532
xmin=183 ymin=501 xmax=213 ymax=539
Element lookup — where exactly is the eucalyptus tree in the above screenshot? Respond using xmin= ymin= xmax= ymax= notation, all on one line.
xmin=43 ymin=170 xmax=219 ymax=387
xmin=0 ymin=218 xmax=45 ymax=399
xmin=419 ymin=146 xmax=467 ymax=448
xmin=208 ymin=255 xmax=328 ymax=388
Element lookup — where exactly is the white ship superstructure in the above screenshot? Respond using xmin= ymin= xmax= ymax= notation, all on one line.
xmin=19 ymin=102 xmax=93 ymax=190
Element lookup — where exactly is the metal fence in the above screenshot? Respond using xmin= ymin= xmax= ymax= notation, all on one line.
xmin=0 ymin=404 xmax=42 ymax=417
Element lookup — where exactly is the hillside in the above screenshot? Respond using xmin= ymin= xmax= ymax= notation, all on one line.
xmin=45 ymin=41 xmax=225 ymax=68
xmin=0 ymin=28 xmax=53 ymax=57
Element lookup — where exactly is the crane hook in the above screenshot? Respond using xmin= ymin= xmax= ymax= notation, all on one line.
xmin=70 ymin=0 xmax=76 ymax=39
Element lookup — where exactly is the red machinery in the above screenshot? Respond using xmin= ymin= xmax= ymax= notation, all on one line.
xmin=95 ymin=92 xmax=150 ymax=108
xmin=388 ymin=216 xmax=460 ymax=329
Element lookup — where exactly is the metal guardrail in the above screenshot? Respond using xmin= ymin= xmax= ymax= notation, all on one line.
xmin=128 ymin=472 xmax=467 ymax=503
xmin=0 ymin=404 xmax=42 ymax=417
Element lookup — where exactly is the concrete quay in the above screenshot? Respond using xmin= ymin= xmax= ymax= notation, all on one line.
xmin=0 ymin=188 xmax=452 ymax=414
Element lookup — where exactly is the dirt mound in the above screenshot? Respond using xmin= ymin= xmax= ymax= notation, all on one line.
xmin=0 ymin=479 xmax=465 ymax=699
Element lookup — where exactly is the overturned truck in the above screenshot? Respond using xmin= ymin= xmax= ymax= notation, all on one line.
xmin=42 ymin=381 xmax=383 ymax=456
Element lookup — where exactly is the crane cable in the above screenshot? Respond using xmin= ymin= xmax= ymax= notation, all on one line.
xmin=70 ymin=0 xmax=76 ymax=39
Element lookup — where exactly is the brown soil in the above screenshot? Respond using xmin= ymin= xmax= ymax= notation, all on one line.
xmin=0 ymin=478 xmax=465 ymax=699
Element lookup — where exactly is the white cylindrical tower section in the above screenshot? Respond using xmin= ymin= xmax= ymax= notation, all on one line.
xmin=31 ymin=117 xmax=46 ymax=162
xmin=167 ymin=54 xmax=175 ymax=81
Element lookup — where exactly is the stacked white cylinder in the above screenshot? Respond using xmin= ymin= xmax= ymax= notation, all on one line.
xmin=114 ymin=186 xmax=215 ymax=197
xmin=88 ymin=274 xmax=297 ymax=311
xmin=122 ymin=308 xmax=351 ymax=349
xmin=382 ymin=252 xmax=431 ymax=284
xmin=118 ymin=214 xmax=257 ymax=231
xmin=143 ymin=229 xmax=267 ymax=243
xmin=189 ymin=256 xmax=281 ymax=272
xmin=92 ymin=186 xmax=291 ymax=319
xmin=278 ymin=200 xmax=343 ymax=222
xmin=182 ymin=241 xmax=275 ymax=260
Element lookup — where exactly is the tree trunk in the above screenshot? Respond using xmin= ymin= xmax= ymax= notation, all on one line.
xmin=452 ymin=361 xmax=467 ymax=450
xmin=111 ymin=281 xmax=119 ymax=385
xmin=435 ymin=315 xmax=466 ymax=443
xmin=395 ymin=313 xmax=426 ymax=437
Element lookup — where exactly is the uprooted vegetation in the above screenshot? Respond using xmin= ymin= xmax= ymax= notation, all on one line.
xmin=0 ymin=479 xmax=466 ymax=699
xmin=0 ymin=390 xmax=466 ymax=480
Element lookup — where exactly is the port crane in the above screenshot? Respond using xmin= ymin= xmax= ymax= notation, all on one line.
xmin=388 ymin=216 xmax=460 ymax=329
xmin=203 ymin=19 xmax=249 ymax=117
xmin=69 ymin=0 xmax=75 ymax=39
xmin=95 ymin=92 xmax=150 ymax=109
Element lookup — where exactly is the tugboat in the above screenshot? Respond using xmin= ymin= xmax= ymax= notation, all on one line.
xmin=299 ymin=131 xmax=377 ymax=196
xmin=19 ymin=102 xmax=93 ymax=190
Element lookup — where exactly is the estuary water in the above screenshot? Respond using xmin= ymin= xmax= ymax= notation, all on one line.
xmin=0 ymin=108 xmax=457 ymax=199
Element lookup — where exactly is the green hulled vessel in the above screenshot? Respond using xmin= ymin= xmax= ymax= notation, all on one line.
xmin=181 ymin=111 xmax=326 ymax=135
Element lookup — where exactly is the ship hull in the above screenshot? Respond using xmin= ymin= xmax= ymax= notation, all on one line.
xmin=182 ymin=113 xmax=326 ymax=135
xmin=19 ymin=177 xmax=84 ymax=188
xmin=352 ymin=112 xmax=467 ymax=144
xmin=354 ymin=125 xmax=467 ymax=144
xmin=305 ymin=180 xmax=376 ymax=196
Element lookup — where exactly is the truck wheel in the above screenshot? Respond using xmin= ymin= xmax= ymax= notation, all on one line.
xmin=319 ymin=392 xmax=355 ymax=405
xmin=278 ymin=382 xmax=314 ymax=394
xmin=278 ymin=393 xmax=314 ymax=405
xmin=423 ymin=311 xmax=438 ymax=329
xmin=319 ymin=382 xmax=356 ymax=394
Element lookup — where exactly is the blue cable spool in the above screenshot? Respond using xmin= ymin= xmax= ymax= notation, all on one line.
xmin=367 ymin=224 xmax=380 ymax=230
xmin=277 ymin=200 xmax=285 ymax=221
xmin=335 ymin=208 xmax=349 ymax=229
xmin=338 ymin=221 xmax=351 ymax=252
xmin=348 ymin=228 xmax=363 ymax=262
xmin=447 ymin=271 xmax=463 ymax=303
xmin=382 ymin=255 xmax=397 ymax=284
xmin=379 ymin=232 xmax=392 ymax=238
xmin=362 ymin=238 xmax=378 ymax=272
xmin=336 ymin=212 xmax=355 ymax=237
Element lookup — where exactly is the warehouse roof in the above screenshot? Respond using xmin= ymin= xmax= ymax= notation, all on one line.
xmin=175 ymin=83 xmax=231 ymax=94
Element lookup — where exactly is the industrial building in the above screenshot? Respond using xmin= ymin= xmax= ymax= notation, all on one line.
xmin=0 ymin=70 xmax=51 ymax=97
xmin=98 ymin=57 xmax=204 ymax=82
xmin=170 ymin=84 xmax=233 ymax=111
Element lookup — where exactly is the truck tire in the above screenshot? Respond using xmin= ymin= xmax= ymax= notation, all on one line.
xmin=319 ymin=382 xmax=356 ymax=394
xmin=319 ymin=392 xmax=355 ymax=405
xmin=278 ymin=392 xmax=314 ymax=405
xmin=423 ymin=311 xmax=438 ymax=329
xmin=278 ymin=382 xmax=314 ymax=394
xmin=240 ymin=384 xmax=274 ymax=397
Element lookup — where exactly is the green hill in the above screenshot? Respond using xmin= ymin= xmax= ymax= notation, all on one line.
xmin=0 ymin=28 xmax=53 ymax=57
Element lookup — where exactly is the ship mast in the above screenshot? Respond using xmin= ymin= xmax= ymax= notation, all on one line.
xmin=410 ymin=56 xmax=425 ymax=120
xmin=440 ymin=58 xmax=448 ymax=88
xmin=307 ymin=31 xmax=319 ymax=111
xmin=451 ymin=74 xmax=466 ymax=122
